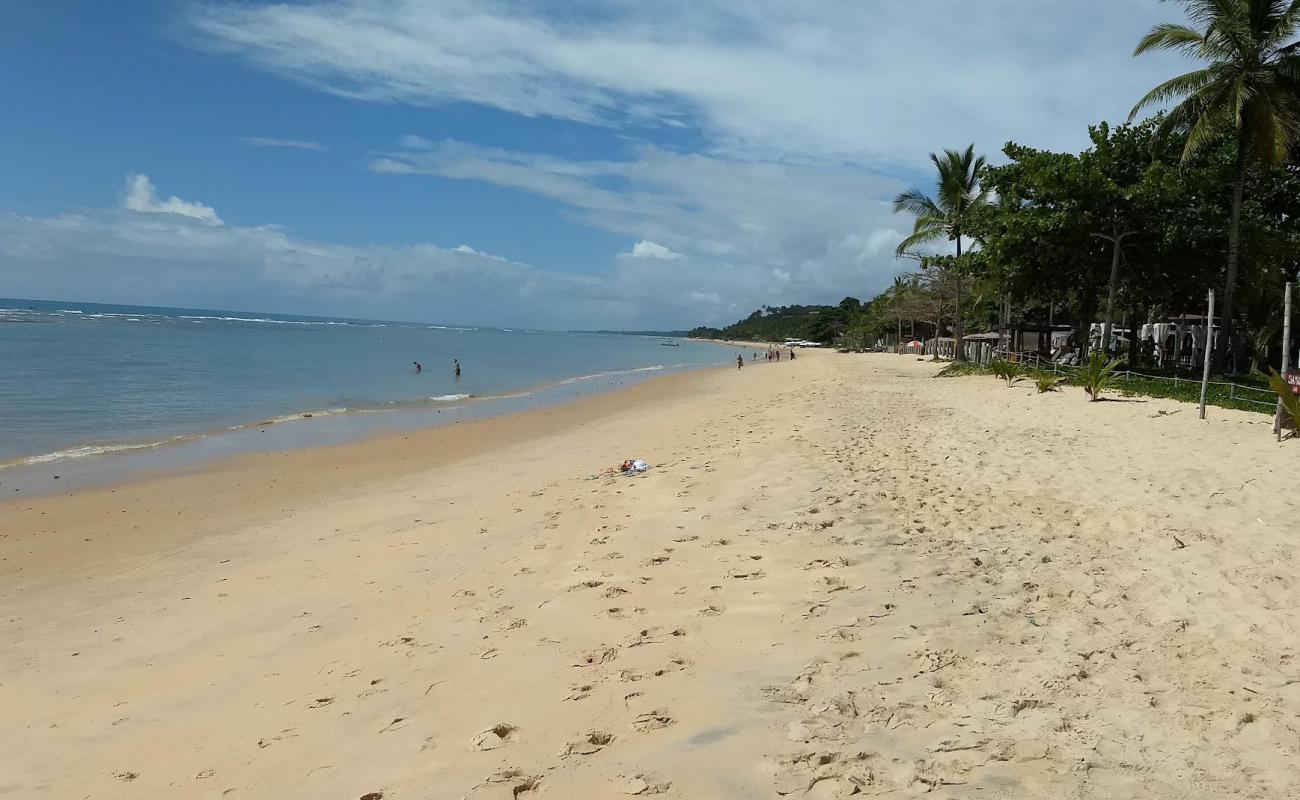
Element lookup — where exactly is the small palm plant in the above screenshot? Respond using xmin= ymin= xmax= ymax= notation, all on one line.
xmin=1035 ymin=374 xmax=1067 ymax=393
xmin=1268 ymin=369 xmax=1300 ymax=437
xmin=1077 ymin=351 xmax=1123 ymax=402
xmin=990 ymin=359 xmax=1025 ymax=387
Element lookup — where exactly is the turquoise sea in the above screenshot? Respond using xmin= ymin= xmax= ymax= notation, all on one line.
xmin=0 ymin=298 xmax=733 ymax=487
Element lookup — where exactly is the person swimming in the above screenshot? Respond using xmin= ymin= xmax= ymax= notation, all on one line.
xmin=413 ymin=361 xmax=422 ymax=373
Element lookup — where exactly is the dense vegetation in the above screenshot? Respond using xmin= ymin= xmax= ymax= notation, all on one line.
xmin=691 ymin=0 xmax=1300 ymax=399
xmin=850 ymin=1 xmax=1300 ymax=376
xmin=688 ymin=299 xmax=862 ymax=343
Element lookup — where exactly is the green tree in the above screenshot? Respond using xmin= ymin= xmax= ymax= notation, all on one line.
xmin=1131 ymin=0 xmax=1300 ymax=372
xmin=892 ymin=144 xmax=990 ymax=361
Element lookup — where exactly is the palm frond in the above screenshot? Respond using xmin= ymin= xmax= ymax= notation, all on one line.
xmin=894 ymin=227 xmax=947 ymax=256
xmin=1134 ymin=22 xmax=1208 ymax=57
xmin=1128 ymin=66 xmax=1220 ymax=120
xmin=1265 ymin=0 xmax=1300 ymax=49
xmin=892 ymin=188 xmax=942 ymax=218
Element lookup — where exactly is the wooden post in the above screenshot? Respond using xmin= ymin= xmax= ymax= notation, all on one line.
xmin=1199 ymin=290 xmax=1214 ymax=420
xmin=1277 ymin=280 xmax=1293 ymax=440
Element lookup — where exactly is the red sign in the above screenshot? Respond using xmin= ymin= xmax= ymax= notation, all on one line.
xmin=1286 ymin=372 xmax=1300 ymax=395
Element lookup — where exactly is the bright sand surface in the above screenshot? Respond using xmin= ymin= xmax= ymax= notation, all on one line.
xmin=3 ymin=352 xmax=1298 ymax=799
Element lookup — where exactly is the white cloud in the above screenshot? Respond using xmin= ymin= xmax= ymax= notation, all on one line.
xmin=122 ymin=174 xmax=223 ymax=225
xmin=630 ymin=240 xmax=679 ymax=260
xmin=241 ymin=137 xmax=327 ymax=151
xmin=187 ymin=0 xmax=1184 ymax=166
xmin=0 ymin=166 xmax=894 ymax=329
xmin=371 ymin=138 xmax=907 ymax=303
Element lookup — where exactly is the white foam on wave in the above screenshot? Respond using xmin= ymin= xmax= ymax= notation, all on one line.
xmin=554 ymin=365 xmax=664 ymax=386
xmin=177 ymin=314 xmax=352 ymax=326
xmin=430 ymin=394 xmax=471 ymax=401
xmin=17 ymin=438 xmax=185 ymax=465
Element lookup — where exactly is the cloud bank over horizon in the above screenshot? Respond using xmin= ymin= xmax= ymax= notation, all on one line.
xmin=3 ymin=173 xmax=897 ymax=329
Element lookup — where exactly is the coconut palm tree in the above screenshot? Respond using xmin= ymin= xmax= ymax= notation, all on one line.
xmin=1130 ymin=0 xmax=1300 ymax=373
xmin=893 ymin=145 xmax=989 ymax=361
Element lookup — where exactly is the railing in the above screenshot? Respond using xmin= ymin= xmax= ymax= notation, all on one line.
xmin=987 ymin=347 xmax=1277 ymax=410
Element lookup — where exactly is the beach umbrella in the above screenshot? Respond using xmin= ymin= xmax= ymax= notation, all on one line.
xmin=906 ymin=340 xmax=923 ymax=347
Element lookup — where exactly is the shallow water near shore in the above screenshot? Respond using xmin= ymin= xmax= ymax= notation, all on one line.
xmin=0 ymin=298 xmax=735 ymax=494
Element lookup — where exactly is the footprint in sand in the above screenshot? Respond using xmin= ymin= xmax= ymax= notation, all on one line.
xmin=473 ymin=769 xmax=541 ymax=799
xmin=805 ymin=557 xmax=853 ymax=570
xmin=624 ymin=627 xmax=686 ymax=647
xmin=616 ymin=774 xmax=672 ymax=795
xmin=562 ymin=731 xmax=615 ymax=756
xmin=471 ymin=724 xmax=518 ymax=751
xmin=630 ymin=711 xmax=676 ymax=732
xmin=575 ymin=647 xmax=618 ymax=667
xmin=771 ymin=751 xmax=874 ymax=797
xmin=699 ymin=604 xmax=726 ymax=616
xmin=565 ymin=683 xmax=595 ymax=701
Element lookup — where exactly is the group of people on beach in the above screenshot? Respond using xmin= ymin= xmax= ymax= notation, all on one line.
xmin=413 ymin=359 xmax=461 ymax=377
xmin=736 ymin=346 xmax=797 ymax=369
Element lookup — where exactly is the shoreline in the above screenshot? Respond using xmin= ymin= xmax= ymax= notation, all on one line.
xmin=0 ymin=356 xmax=743 ymax=499
xmin=0 ymin=355 xmax=748 ymax=576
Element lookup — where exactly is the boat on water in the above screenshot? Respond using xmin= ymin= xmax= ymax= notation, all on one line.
xmin=659 ymin=340 xmax=680 ymax=346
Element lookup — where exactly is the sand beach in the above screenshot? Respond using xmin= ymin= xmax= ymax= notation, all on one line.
xmin=2 ymin=351 xmax=1297 ymax=799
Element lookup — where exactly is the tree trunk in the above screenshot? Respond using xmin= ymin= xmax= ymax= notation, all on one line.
xmin=952 ymin=235 xmax=966 ymax=361
xmin=1076 ymin=286 xmax=1098 ymax=362
xmin=1100 ymin=232 xmax=1122 ymax=354
xmin=1128 ymin=305 xmax=1141 ymax=366
xmin=1216 ymin=141 xmax=1247 ymax=374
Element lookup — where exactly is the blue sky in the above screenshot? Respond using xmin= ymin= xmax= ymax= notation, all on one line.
xmin=0 ymin=0 xmax=1183 ymax=328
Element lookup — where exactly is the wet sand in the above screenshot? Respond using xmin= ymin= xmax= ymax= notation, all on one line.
xmin=2 ymin=351 xmax=1298 ymax=799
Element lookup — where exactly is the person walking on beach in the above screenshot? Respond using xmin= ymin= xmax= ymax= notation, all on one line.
xmin=413 ymin=361 xmax=422 ymax=373
xmin=737 ymin=353 xmax=744 ymax=369
xmin=789 ymin=348 xmax=796 ymax=360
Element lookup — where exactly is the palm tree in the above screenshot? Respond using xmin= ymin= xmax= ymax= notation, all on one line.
xmin=1131 ymin=0 xmax=1300 ymax=373
xmin=893 ymin=145 xmax=990 ymax=361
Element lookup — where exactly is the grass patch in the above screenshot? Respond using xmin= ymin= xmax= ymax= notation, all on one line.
xmin=935 ymin=362 xmax=991 ymax=378
xmin=936 ymin=358 xmax=1275 ymax=414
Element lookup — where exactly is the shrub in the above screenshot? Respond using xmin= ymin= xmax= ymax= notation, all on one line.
xmin=1076 ymin=352 xmax=1122 ymax=402
xmin=1035 ymin=374 xmax=1067 ymax=393
xmin=1268 ymin=369 xmax=1300 ymax=436
xmin=990 ymin=359 xmax=1026 ymax=387
xmin=936 ymin=362 xmax=988 ymax=378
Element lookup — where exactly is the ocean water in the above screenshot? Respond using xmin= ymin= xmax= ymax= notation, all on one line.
xmin=0 ymin=298 xmax=731 ymax=470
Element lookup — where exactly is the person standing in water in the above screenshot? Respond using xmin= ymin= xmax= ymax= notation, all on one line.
xmin=453 ymin=358 xmax=461 ymax=378
xmin=413 ymin=361 xmax=422 ymax=373
xmin=736 ymin=353 xmax=744 ymax=369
